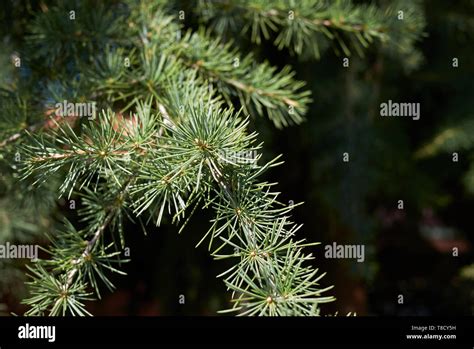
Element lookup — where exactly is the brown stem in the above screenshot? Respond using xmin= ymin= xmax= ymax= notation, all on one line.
xmin=65 ymin=179 xmax=133 ymax=288
xmin=0 ymin=114 xmax=78 ymax=149
xmin=31 ymin=149 xmax=130 ymax=163
xmin=0 ymin=122 xmax=42 ymax=148
xmin=66 ymin=213 xmax=114 ymax=287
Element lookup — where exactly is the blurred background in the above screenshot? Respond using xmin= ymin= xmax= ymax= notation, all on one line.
xmin=0 ymin=0 xmax=473 ymax=316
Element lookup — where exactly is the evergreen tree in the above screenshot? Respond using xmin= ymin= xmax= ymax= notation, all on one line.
xmin=0 ymin=0 xmax=425 ymax=316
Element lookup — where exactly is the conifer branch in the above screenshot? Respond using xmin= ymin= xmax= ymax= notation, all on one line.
xmin=123 ymin=5 xmax=311 ymax=128
xmin=13 ymin=0 xmax=333 ymax=313
xmin=196 ymin=0 xmax=425 ymax=62
xmin=0 ymin=110 xmax=78 ymax=149
xmin=66 ymin=212 xmax=114 ymax=287
xmin=154 ymin=92 xmax=334 ymax=315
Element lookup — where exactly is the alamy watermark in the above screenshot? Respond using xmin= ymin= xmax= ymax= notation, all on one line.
xmin=0 ymin=242 xmax=39 ymax=261
xmin=55 ymin=99 xmax=97 ymax=120
xmin=218 ymin=149 xmax=258 ymax=165
xmin=324 ymin=242 xmax=365 ymax=263
xmin=18 ymin=323 xmax=55 ymax=343
xmin=380 ymin=100 xmax=420 ymax=120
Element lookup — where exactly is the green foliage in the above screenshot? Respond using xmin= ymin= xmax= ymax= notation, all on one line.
xmin=417 ymin=118 xmax=474 ymax=193
xmin=196 ymin=0 xmax=425 ymax=66
xmin=85 ymin=4 xmax=311 ymax=128
xmin=26 ymin=0 xmax=126 ymax=68
xmin=417 ymin=119 xmax=474 ymax=156
xmin=23 ymin=263 xmax=93 ymax=316
xmin=18 ymin=78 xmax=334 ymax=315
